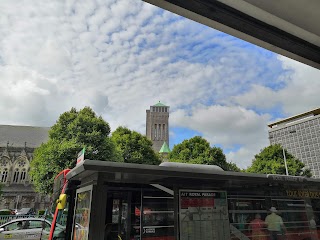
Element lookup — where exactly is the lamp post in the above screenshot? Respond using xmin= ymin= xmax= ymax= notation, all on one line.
xmin=282 ymin=148 xmax=289 ymax=176
xmin=15 ymin=195 xmax=20 ymax=210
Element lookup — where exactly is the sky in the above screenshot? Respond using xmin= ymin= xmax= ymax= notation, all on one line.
xmin=0 ymin=0 xmax=319 ymax=169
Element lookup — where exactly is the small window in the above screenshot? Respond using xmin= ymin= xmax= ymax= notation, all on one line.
xmin=13 ymin=169 xmax=20 ymax=183
xmin=20 ymin=169 xmax=27 ymax=182
xmin=1 ymin=169 xmax=8 ymax=182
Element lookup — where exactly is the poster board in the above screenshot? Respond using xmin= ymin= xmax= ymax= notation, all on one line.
xmin=72 ymin=185 xmax=92 ymax=240
xmin=179 ymin=190 xmax=230 ymax=240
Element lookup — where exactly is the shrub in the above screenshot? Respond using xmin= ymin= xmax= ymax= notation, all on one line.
xmin=38 ymin=210 xmax=45 ymax=216
xmin=0 ymin=210 xmax=12 ymax=215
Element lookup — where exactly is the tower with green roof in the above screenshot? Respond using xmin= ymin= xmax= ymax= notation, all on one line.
xmin=146 ymin=101 xmax=170 ymax=152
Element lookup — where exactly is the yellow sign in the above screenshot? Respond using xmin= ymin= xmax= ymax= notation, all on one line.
xmin=57 ymin=193 xmax=67 ymax=209
xmin=4 ymin=234 xmax=12 ymax=239
xmin=286 ymin=190 xmax=320 ymax=199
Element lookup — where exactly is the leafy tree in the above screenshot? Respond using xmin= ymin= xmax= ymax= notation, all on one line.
xmin=30 ymin=107 xmax=121 ymax=194
xmin=246 ymin=144 xmax=312 ymax=177
xmin=111 ymin=126 xmax=161 ymax=165
xmin=168 ymin=136 xmax=239 ymax=171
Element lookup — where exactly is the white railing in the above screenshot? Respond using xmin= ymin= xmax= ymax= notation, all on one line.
xmin=0 ymin=215 xmax=46 ymax=225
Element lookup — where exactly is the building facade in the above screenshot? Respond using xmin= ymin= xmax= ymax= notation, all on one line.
xmin=268 ymin=108 xmax=320 ymax=178
xmin=146 ymin=102 xmax=169 ymax=152
xmin=0 ymin=125 xmax=50 ymax=210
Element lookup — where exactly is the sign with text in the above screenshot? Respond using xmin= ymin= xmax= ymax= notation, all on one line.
xmin=76 ymin=148 xmax=86 ymax=165
xmin=286 ymin=189 xmax=320 ymax=199
xmin=179 ymin=190 xmax=230 ymax=240
xmin=267 ymin=174 xmax=307 ymax=182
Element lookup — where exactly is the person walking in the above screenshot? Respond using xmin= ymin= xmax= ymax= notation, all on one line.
xmin=265 ymin=207 xmax=286 ymax=240
xmin=249 ymin=214 xmax=267 ymax=240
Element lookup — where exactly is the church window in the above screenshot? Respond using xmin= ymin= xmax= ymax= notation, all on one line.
xmin=20 ymin=169 xmax=27 ymax=182
xmin=1 ymin=169 xmax=8 ymax=182
xmin=13 ymin=169 xmax=20 ymax=183
xmin=18 ymin=160 xmax=26 ymax=168
xmin=0 ymin=159 xmax=8 ymax=167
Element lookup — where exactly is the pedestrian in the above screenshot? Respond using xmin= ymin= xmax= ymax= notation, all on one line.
xmin=265 ymin=207 xmax=286 ymax=240
xmin=310 ymin=216 xmax=318 ymax=240
xmin=249 ymin=214 xmax=267 ymax=240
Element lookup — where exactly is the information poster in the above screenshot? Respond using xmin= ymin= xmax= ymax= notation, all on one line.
xmin=73 ymin=190 xmax=91 ymax=240
xmin=179 ymin=190 xmax=230 ymax=240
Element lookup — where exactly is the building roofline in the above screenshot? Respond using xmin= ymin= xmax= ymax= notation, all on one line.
xmin=268 ymin=107 xmax=320 ymax=128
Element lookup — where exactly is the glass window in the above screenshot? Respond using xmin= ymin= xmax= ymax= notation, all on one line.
xmin=73 ymin=189 xmax=91 ymax=240
xmin=142 ymin=189 xmax=174 ymax=240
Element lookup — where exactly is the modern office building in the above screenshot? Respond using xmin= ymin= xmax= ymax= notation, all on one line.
xmin=146 ymin=102 xmax=169 ymax=152
xmin=268 ymin=108 xmax=320 ymax=178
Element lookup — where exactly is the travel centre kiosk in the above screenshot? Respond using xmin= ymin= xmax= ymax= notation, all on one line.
xmin=67 ymin=160 xmax=320 ymax=240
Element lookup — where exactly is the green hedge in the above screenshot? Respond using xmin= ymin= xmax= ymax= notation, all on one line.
xmin=38 ymin=210 xmax=45 ymax=216
xmin=0 ymin=210 xmax=12 ymax=215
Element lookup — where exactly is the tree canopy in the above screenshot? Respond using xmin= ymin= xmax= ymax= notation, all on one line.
xmin=168 ymin=136 xmax=240 ymax=171
xmin=30 ymin=107 xmax=121 ymax=194
xmin=111 ymin=126 xmax=161 ymax=165
xmin=246 ymin=144 xmax=312 ymax=177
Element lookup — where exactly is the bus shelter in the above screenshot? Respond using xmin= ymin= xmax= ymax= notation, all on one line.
xmin=66 ymin=160 xmax=320 ymax=240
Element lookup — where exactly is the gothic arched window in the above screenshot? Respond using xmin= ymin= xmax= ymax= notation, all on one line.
xmin=1 ymin=168 xmax=8 ymax=182
xmin=0 ymin=157 xmax=10 ymax=183
xmin=20 ymin=169 xmax=27 ymax=182
xmin=13 ymin=169 xmax=20 ymax=183
xmin=12 ymin=157 xmax=29 ymax=184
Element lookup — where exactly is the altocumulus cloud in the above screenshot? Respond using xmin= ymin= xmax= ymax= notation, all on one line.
xmin=0 ymin=0 xmax=319 ymax=168
xmin=171 ymin=105 xmax=271 ymax=168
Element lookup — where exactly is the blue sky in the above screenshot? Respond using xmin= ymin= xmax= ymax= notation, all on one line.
xmin=0 ymin=0 xmax=319 ymax=168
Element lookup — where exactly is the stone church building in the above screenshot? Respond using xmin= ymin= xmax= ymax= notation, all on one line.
xmin=0 ymin=125 xmax=50 ymax=211
xmin=0 ymin=103 xmax=170 ymax=211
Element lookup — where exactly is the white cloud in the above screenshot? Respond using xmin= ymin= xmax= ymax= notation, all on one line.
xmin=1 ymin=0 xmax=318 ymax=169
xmin=171 ymin=105 xmax=270 ymax=168
xmin=232 ymin=56 xmax=320 ymax=117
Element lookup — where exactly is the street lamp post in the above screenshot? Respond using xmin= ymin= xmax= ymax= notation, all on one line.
xmin=15 ymin=195 xmax=20 ymax=210
xmin=282 ymin=148 xmax=289 ymax=176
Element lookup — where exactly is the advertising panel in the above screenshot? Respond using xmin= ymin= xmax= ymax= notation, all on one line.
xmin=73 ymin=188 xmax=92 ymax=240
xmin=179 ymin=190 xmax=230 ymax=240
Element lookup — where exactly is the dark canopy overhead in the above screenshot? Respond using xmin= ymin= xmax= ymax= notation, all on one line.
xmin=144 ymin=0 xmax=320 ymax=70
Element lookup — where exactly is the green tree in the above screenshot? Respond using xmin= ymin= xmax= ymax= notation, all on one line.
xmin=246 ymin=144 xmax=312 ymax=177
xmin=111 ymin=126 xmax=161 ymax=165
xmin=30 ymin=107 xmax=121 ymax=194
xmin=168 ymin=136 xmax=239 ymax=171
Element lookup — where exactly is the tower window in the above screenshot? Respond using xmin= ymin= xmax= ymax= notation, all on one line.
xmin=154 ymin=124 xmax=157 ymax=140
xmin=158 ymin=124 xmax=161 ymax=140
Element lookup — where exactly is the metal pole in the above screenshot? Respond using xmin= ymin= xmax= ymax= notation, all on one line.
xmin=283 ymin=148 xmax=289 ymax=176
xmin=15 ymin=195 xmax=20 ymax=210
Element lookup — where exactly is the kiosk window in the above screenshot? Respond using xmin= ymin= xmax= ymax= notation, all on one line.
xmin=73 ymin=190 xmax=91 ymax=240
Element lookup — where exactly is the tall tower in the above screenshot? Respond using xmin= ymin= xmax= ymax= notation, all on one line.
xmin=146 ymin=102 xmax=169 ymax=152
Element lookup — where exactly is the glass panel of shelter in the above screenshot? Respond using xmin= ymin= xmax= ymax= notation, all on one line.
xmin=105 ymin=187 xmax=174 ymax=240
xmin=227 ymin=182 xmax=320 ymax=240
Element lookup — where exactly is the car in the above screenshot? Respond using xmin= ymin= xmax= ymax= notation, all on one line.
xmin=15 ymin=208 xmax=35 ymax=216
xmin=0 ymin=209 xmax=15 ymax=215
xmin=0 ymin=217 xmax=65 ymax=240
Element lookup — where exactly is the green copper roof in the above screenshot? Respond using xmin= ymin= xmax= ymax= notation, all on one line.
xmin=154 ymin=101 xmax=166 ymax=107
xmin=159 ymin=141 xmax=170 ymax=153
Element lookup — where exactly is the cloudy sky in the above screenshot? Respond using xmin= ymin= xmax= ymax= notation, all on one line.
xmin=1 ymin=0 xmax=319 ymax=168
